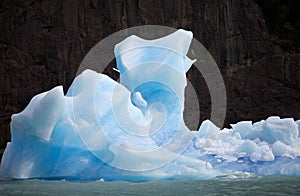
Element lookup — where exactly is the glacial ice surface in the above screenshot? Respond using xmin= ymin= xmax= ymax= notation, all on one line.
xmin=0 ymin=29 xmax=299 ymax=181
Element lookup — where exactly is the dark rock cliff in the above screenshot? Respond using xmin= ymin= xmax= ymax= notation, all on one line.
xmin=0 ymin=0 xmax=299 ymax=152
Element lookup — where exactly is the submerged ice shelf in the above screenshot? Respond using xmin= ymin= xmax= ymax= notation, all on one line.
xmin=0 ymin=29 xmax=299 ymax=181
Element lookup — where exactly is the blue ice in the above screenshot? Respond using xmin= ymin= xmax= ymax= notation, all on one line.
xmin=0 ymin=29 xmax=299 ymax=181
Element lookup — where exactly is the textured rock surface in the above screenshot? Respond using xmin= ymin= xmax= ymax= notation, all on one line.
xmin=0 ymin=0 xmax=299 ymax=153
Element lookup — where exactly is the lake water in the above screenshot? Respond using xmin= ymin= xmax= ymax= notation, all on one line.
xmin=0 ymin=174 xmax=299 ymax=195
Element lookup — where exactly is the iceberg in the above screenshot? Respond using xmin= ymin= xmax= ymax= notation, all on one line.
xmin=0 ymin=29 xmax=299 ymax=181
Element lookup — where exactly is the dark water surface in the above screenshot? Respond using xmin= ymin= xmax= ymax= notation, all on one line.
xmin=1 ymin=175 xmax=299 ymax=195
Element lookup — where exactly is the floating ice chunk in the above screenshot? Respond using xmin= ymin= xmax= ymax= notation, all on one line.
xmin=0 ymin=29 xmax=300 ymax=181
xmin=231 ymin=117 xmax=298 ymax=145
xmin=198 ymin=120 xmax=220 ymax=139
xmin=262 ymin=117 xmax=298 ymax=145
xmin=231 ymin=121 xmax=252 ymax=138
xmin=192 ymin=117 xmax=300 ymax=164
